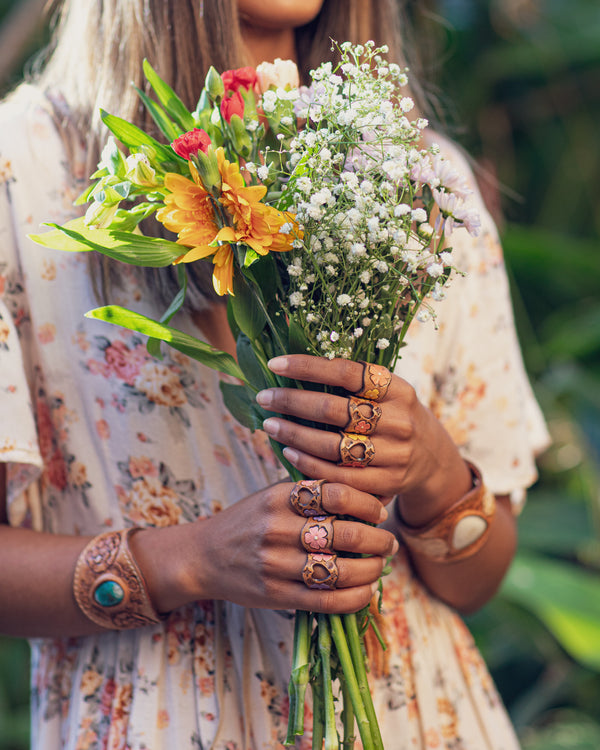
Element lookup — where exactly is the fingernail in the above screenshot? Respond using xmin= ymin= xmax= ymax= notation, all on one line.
xmin=262 ymin=418 xmax=280 ymax=436
xmin=256 ymin=389 xmax=273 ymax=406
xmin=378 ymin=506 xmax=388 ymax=523
xmin=370 ymin=582 xmax=379 ymax=595
xmin=283 ymin=447 xmax=299 ymax=464
xmin=268 ymin=356 xmax=289 ymax=373
xmin=391 ymin=538 xmax=400 ymax=555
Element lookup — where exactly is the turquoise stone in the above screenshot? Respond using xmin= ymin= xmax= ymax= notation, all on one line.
xmin=93 ymin=580 xmax=125 ymax=608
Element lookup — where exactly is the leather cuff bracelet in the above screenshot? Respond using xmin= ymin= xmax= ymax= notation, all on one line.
xmin=395 ymin=462 xmax=496 ymax=562
xmin=73 ymin=528 xmax=164 ymax=629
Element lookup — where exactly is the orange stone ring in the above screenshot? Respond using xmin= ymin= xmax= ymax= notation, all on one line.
xmin=354 ymin=362 xmax=392 ymax=402
xmin=346 ymin=396 xmax=382 ymax=436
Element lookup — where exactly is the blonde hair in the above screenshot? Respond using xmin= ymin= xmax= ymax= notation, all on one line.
xmin=36 ymin=0 xmax=418 ymax=304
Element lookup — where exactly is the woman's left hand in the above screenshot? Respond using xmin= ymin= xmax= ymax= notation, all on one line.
xmin=256 ymin=354 xmax=472 ymax=522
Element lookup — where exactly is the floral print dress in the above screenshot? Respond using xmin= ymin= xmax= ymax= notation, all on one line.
xmin=0 ymin=84 xmax=549 ymax=750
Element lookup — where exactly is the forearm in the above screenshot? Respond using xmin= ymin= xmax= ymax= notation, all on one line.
xmin=385 ymin=494 xmax=517 ymax=614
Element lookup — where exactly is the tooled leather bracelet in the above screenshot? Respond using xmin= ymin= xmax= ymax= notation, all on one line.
xmin=395 ymin=462 xmax=496 ymax=562
xmin=73 ymin=528 xmax=165 ymax=629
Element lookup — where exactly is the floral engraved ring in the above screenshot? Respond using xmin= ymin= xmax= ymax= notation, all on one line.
xmin=301 ymin=515 xmax=335 ymax=554
xmin=346 ymin=396 xmax=382 ymax=436
xmin=338 ymin=432 xmax=376 ymax=468
xmin=302 ymin=553 xmax=339 ymax=590
xmin=354 ymin=362 xmax=392 ymax=402
xmin=289 ymin=479 xmax=327 ymax=517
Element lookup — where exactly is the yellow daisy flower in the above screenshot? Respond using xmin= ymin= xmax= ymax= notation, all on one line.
xmin=156 ymin=148 xmax=297 ymax=296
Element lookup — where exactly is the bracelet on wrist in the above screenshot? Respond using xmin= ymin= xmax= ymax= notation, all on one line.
xmin=73 ymin=528 xmax=167 ymax=629
xmin=395 ymin=462 xmax=496 ymax=562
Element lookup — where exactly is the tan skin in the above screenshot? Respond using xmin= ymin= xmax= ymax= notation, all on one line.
xmin=0 ymin=0 xmax=517 ymax=638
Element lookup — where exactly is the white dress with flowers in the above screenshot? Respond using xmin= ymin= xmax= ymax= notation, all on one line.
xmin=0 ymin=84 xmax=549 ymax=750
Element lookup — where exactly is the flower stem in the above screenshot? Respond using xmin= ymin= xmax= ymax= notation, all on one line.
xmin=343 ymin=613 xmax=384 ymax=750
xmin=329 ymin=614 xmax=374 ymax=750
xmin=311 ymin=674 xmax=324 ymax=750
xmin=317 ymin=614 xmax=338 ymax=750
xmin=340 ymin=674 xmax=356 ymax=748
xmin=285 ymin=610 xmax=311 ymax=745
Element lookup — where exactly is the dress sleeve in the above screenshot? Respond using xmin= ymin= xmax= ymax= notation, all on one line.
xmin=424 ymin=140 xmax=551 ymax=508
xmin=0 ymin=97 xmax=44 ymax=523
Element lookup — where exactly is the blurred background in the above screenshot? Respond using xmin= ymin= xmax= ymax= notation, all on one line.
xmin=0 ymin=0 xmax=599 ymax=748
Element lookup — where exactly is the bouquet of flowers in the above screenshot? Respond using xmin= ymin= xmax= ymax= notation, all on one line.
xmin=32 ymin=41 xmax=479 ymax=749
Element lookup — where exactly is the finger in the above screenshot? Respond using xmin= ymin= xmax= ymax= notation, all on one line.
xmin=284 ymin=448 xmax=402 ymax=498
xmin=257 ymin=387 xmax=350 ymax=429
xmin=269 ymin=548 xmax=386 ymax=588
xmin=332 ymin=520 xmax=398 ymax=557
xmin=284 ymin=580 xmax=378 ymax=615
xmin=258 ymin=388 xmax=392 ymax=436
xmin=319 ymin=482 xmax=388 ymax=524
xmin=264 ymin=418 xmax=398 ymax=468
xmin=268 ymin=355 xmax=367 ymax=393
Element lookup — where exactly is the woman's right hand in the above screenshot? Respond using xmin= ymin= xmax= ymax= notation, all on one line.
xmin=134 ymin=481 xmax=398 ymax=616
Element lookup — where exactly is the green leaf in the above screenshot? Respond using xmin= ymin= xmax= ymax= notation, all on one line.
xmin=288 ymin=316 xmax=314 ymax=355
xmin=143 ymin=59 xmax=196 ymax=133
xmin=31 ymin=222 xmax=184 ymax=267
xmin=100 ymin=110 xmax=181 ymax=168
xmin=219 ymin=382 xmax=259 ymax=431
xmin=502 ymin=552 xmax=600 ymax=671
xmin=134 ymin=85 xmax=183 ymax=143
xmin=86 ymin=306 xmax=247 ymax=383
xmin=230 ymin=273 xmax=267 ymax=340
xmin=237 ymin=334 xmax=269 ymax=390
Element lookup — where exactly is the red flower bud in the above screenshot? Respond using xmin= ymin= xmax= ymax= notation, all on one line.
xmin=221 ymin=66 xmax=258 ymax=94
xmin=171 ymin=128 xmax=212 ymax=160
xmin=220 ymin=90 xmax=245 ymax=123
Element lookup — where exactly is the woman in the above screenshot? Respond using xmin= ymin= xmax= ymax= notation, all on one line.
xmin=0 ymin=0 xmax=549 ymax=748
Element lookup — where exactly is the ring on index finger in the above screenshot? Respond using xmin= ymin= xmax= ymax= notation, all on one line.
xmin=290 ymin=479 xmax=327 ymax=517
xmin=354 ymin=362 xmax=392 ymax=402
xmin=346 ymin=396 xmax=382 ymax=436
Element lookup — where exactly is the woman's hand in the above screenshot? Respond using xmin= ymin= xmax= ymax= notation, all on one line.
xmin=132 ymin=480 xmax=398 ymax=616
xmin=256 ymin=354 xmax=473 ymax=526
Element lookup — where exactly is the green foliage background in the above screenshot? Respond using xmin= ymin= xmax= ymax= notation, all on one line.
xmin=0 ymin=1 xmax=599 ymax=748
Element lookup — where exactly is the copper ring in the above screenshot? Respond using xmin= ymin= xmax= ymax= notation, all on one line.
xmin=289 ymin=479 xmax=327 ymax=517
xmin=354 ymin=362 xmax=392 ymax=402
xmin=301 ymin=515 xmax=335 ymax=554
xmin=338 ymin=432 xmax=375 ymax=468
xmin=302 ymin=552 xmax=339 ymax=590
xmin=346 ymin=396 xmax=382 ymax=436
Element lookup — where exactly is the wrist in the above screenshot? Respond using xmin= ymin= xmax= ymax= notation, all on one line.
xmin=129 ymin=521 xmax=213 ymax=613
xmin=395 ymin=462 xmax=497 ymax=563
xmin=396 ymin=406 xmax=473 ymax=526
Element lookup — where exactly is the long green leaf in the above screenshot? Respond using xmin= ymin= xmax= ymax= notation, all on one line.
xmin=100 ymin=110 xmax=182 ymax=167
xmin=502 ymin=552 xmax=600 ymax=671
xmin=143 ymin=59 xmax=196 ymax=132
xmin=134 ymin=86 xmax=183 ymax=143
xmin=86 ymin=306 xmax=247 ymax=382
xmin=31 ymin=222 xmax=184 ymax=267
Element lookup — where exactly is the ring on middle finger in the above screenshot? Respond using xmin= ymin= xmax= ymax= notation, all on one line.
xmin=338 ymin=432 xmax=376 ymax=468
xmin=346 ymin=396 xmax=382 ymax=436
xmin=301 ymin=515 xmax=335 ymax=553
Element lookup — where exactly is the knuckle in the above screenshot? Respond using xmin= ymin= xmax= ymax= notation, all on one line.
xmin=337 ymin=522 xmax=362 ymax=550
xmin=323 ymin=482 xmax=345 ymax=513
xmin=316 ymin=394 xmax=337 ymax=423
xmin=316 ymin=589 xmax=337 ymax=613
